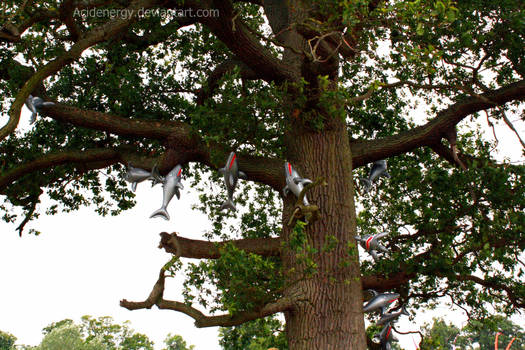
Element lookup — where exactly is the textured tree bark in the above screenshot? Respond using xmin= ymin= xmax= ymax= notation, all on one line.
xmin=281 ymin=116 xmax=366 ymax=349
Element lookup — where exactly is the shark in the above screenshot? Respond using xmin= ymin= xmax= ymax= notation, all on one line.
xmin=354 ymin=232 xmax=389 ymax=261
xmin=374 ymin=323 xmax=398 ymax=350
xmin=25 ymin=95 xmax=55 ymax=124
xmin=361 ymin=159 xmax=390 ymax=193
xmin=377 ymin=306 xmax=409 ymax=326
xmin=363 ymin=290 xmax=400 ymax=313
xmin=283 ymin=162 xmax=312 ymax=206
xmin=219 ymin=152 xmax=246 ymax=211
xmin=124 ymin=165 xmax=161 ymax=192
xmin=150 ymin=165 xmax=183 ymax=220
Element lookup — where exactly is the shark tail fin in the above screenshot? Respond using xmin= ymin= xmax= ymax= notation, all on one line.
xmin=29 ymin=112 xmax=37 ymax=124
xmin=150 ymin=165 xmax=164 ymax=186
xmin=367 ymin=289 xmax=379 ymax=297
xmin=220 ymin=199 xmax=236 ymax=212
xmin=401 ymin=306 xmax=409 ymax=316
xmin=360 ymin=177 xmax=372 ymax=193
xmin=150 ymin=207 xmax=170 ymax=220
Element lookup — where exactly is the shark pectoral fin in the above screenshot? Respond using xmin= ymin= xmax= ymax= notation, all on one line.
xmin=229 ymin=174 xmax=234 ymax=187
xmin=367 ymin=289 xmax=378 ymax=297
xmin=378 ymin=244 xmax=388 ymax=253
xmin=177 ymin=182 xmax=184 ymax=190
xmin=150 ymin=165 xmax=164 ymax=185
xmin=383 ymin=171 xmax=391 ymax=178
xmin=131 ymin=182 xmax=137 ymax=192
xmin=175 ymin=188 xmax=181 ymax=200
xmin=380 ymin=306 xmax=386 ymax=316
xmin=283 ymin=186 xmax=289 ymax=197
xmin=42 ymin=102 xmax=55 ymax=107
xmin=219 ymin=167 xmax=226 ymax=175
xmin=238 ymin=171 xmax=247 ymax=179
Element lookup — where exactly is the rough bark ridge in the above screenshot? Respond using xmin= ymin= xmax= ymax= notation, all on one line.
xmin=282 ymin=117 xmax=366 ymax=349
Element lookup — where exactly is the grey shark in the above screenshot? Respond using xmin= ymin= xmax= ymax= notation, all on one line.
xmin=219 ymin=152 xmax=246 ymax=211
xmin=283 ymin=162 xmax=312 ymax=206
xmin=361 ymin=159 xmax=390 ymax=193
xmin=363 ymin=290 xmax=400 ymax=313
xmin=124 ymin=165 xmax=160 ymax=191
xmin=355 ymin=232 xmax=389 ymax=261
xmin=374 ymin=323 xmax=398 ymax=349
xmin=25 ymin=95 xmax=55 ymax=124
xmin=150 ymin=165 xmax=183 ymax=220
xmin=377 ymin=306 xmax=409 ymax=326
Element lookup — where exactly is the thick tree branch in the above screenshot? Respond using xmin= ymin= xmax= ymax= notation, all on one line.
xmin=453 ymin=274 xmax=524 ymax=309
xmin=38 ymin=103 xmax=285 ymax=190
xmin=0 ymin=0 xmax=160 ymax=141
xmin=202 ymin=0 xmax=299 ymax=83
xmin=350 ymin=80 xmax=525 ymax=167
xmin=120 ymin=268 xmax=294 ymax=327
xmin=42 ymin=104 xmax=188 ymax=141
xmin=0 ymin=148 xmax=120 ymax=191
xmin=159 ymin=231 xmax=281 ymax=259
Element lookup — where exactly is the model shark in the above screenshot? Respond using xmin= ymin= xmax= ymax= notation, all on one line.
xmin=150 ymin=164 xmax=183 ymax=220
xmin=25 ymin=95 xmax=55 ymax=124
xmin=377 ymin=306 xmax=409 ymax=326
xmin=355 ymin=232 xmax=389 ymax=261
xmin=219 ymin=152 xmax=246 ymax=211
xmin=283 ymin=162 xmax=312 ymax=206
xmin=124 ymin=165 xmax=161 ymax=191
xmin=374 ymin=323 xmax=398 ymax=350
xmin=363 ymin=290 xmax=400 ymax=313
xmin=361 ymin=159 xmax=390 ymax=193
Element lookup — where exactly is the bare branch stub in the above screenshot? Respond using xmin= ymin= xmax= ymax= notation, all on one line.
xmin=158 ymin=232 xmax=281 ymax=259
xmin=287 ymin=177 xmax=327 ymax=227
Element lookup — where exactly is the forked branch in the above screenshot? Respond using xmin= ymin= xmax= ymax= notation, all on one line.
xmin=120 ymin=267 xmax=294 ymax=328
xmin=350 ymin=79 xmax=525 ymax=167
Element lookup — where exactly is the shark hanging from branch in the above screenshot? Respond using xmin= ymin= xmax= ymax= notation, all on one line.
xmin=283 ymin=162 xmax=312 ymax=206
xmin=24 ymin=95 xmax=55 ymax=124
xmin=377 ymin=306 xmax=409 ymax=326
xmin=124 ymin=165 xmax=161 ymax=191
xmin=355 ymin=232 xmax=389 ymax=261
xmin=361 ymin=159 xmax=390 ymax=193
xmin=219 ymin=152 xmax=247 ymax=212
xmin=363 ymin=290 xmax=400 ymax=313
xmin=150 ymin=165 xmax=184 ymax=220
xmin=374 ymin=323 xmax=398 ymax=350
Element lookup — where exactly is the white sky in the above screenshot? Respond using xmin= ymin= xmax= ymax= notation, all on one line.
xmin=0 ymin=102 xmax=524 ymax=349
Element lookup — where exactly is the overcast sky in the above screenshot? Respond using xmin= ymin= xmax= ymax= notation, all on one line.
xmin=0 ymin=105 xmax=523 ymax=349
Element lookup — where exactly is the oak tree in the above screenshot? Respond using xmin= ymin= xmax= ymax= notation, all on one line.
xmin=1 ymin=0 xmax=524 ymax=349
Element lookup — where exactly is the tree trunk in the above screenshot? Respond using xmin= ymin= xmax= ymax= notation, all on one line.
xmin=282 ymin=114 xmax=367 ymax=349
